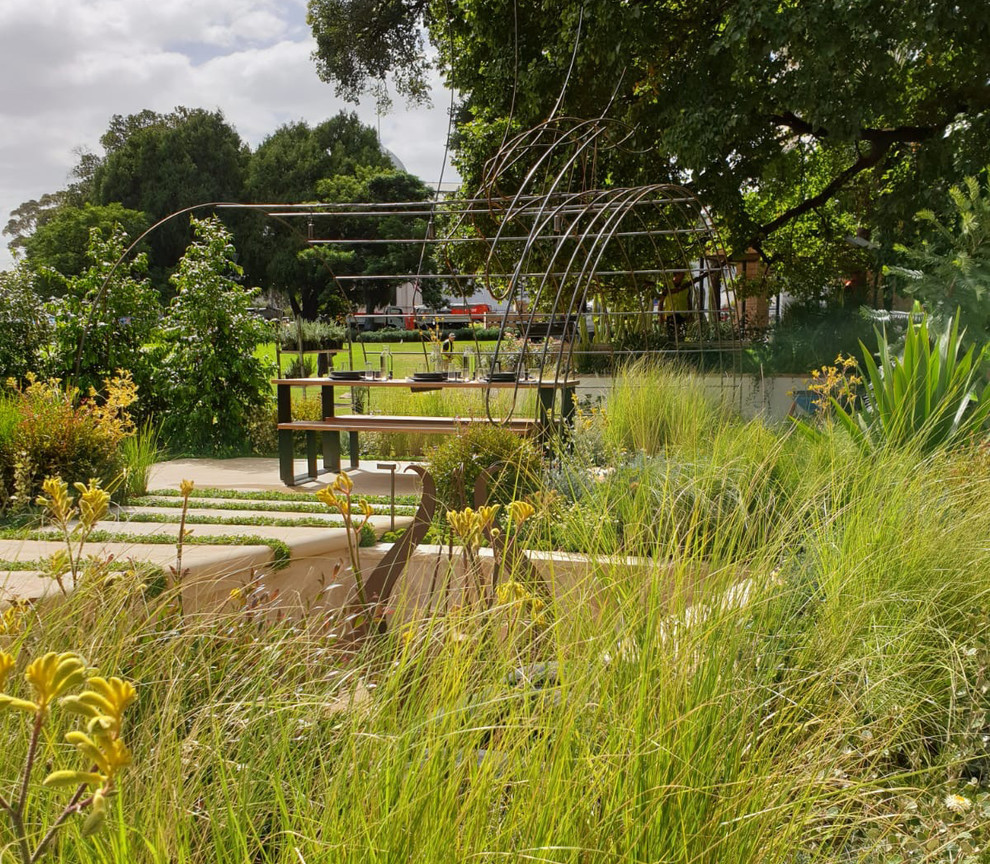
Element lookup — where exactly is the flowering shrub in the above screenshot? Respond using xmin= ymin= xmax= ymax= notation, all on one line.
xmin=0 ymin=373 xmax=137 ymax=512
xmin=806 ymin=352 xmax=862 ymax=414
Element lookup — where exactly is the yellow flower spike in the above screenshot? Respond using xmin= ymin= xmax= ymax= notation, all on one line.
xmin=64 ymin=731 xmax=112 ymax=774
xmin=74 ymin=479 xmax=110 ymax=530
xmin=0 ymin=651 xmax=13 ymax=689
xmin=62 ymin=676 xmax=136 ymax=736
xmin=316 ymin=488 xmax=339 ymax=510
xmin=359 ymin=499 xmax=374 ymax=519
xmin=81 ymin=789 xmax=107 ymax=837
xmin=507 ymin=500 xmax=536 ymax=526
xmin=477 ymin=505 xmax=500 ymax=529
xmin=36 ymin=477 xmax=75 ymax=523
xmin=447 ymin=508 xmax=476 ymax=542
xmin=332 ymin=471 xmax=354 ymax=494
xmin=43 ymin=769 xmax=106 ymax=789
xmin=0 ymin=694 xmax=40 ymax=713
xmin=25 ymin=652 xmax=87 ymax=711
xmin=179 ymin=478 xmax=195 ymax=498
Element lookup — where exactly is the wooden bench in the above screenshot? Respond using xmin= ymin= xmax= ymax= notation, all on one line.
xmin=278 ymin=414 xmax=538 ymax=485
xmin=278 ymin=415 xmax=537 ymax=435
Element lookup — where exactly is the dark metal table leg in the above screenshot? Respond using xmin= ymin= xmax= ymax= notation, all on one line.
xmin=321 ymin=384 xmax=339 ymax=472
xmin=277 ymin=383 xmax=295 ymax=486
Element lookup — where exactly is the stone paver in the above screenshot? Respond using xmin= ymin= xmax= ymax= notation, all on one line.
xmin=150 ymin=458 xmax=424 ymax=496
xmin=1 ymin=457 xmax=422 ymax=606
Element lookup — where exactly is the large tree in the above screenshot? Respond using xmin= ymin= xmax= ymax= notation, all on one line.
xmin=241 ymin=113 xmax=395 ymax=319
xmin=91 ymin=107 xmax=248 ymax=286
xmin=20 ymin=203 xmax=148 ymax=297
xmin=303 ymin=166 xmax=436 ymax=312
xmin=309 ymin=0 xmax=990 ymax=294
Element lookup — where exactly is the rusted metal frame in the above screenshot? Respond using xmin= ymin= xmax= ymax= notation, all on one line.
xmin=554 ymin=185 xmax=670 ymax=393
xmin=483 ymin=186 xmax=616 ymax=423
xmin=267 ymin=197 xmax=698 ymax=220
xmin=518 ymin=186 xmax=646 ymax=411
xmin=362 ymin=465 xmax=437 ymax=626
xmin=306 ymin=227 xmax=701 ymax=245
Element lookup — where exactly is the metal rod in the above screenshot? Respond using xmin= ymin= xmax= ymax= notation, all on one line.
xmin=264 ymin=200 xmax=698 ymax=219
xmin=328 ymin=267 xmax=720 ymax=281
xmin=307 ymin=227 xmax=704 ymax=244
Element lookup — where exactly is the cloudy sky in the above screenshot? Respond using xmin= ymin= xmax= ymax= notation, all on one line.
xmin=0 ymin=0 xmax=458 ymax=270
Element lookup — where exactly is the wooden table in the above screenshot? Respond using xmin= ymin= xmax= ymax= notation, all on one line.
xmin=274 ymin=375 xmax=579 ymax=486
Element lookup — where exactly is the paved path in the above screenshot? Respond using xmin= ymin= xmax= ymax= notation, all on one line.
xmin=150 ymin=457 xmax=424 ymax=496
xmin=2 ymin=465 xmax=418 ymax=606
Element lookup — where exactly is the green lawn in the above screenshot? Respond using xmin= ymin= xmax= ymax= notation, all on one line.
xmin=260 ymin=340 xmax=503 ymax=381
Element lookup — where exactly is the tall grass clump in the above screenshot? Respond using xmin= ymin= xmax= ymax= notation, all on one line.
xmin=602 ymin=358 xmax=730 ymax=456
xmin=119 ymin=420 xmax=163 ymax=501
xmin=12 ymin=462 xmax=987 ymax=864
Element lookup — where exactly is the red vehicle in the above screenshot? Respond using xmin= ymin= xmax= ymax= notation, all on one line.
xmin=351 ymin=304 xmax=492 ymax=332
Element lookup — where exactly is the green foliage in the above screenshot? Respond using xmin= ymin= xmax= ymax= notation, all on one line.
xmin=120 ymin=420 xmax=163 ymax=501
xmin=747 ymin=300 xmax=879 ymax=375
xmin=277 ymin=318 xmax=347 ymax=350
xmin=601 ymin=359 xmax=729 ymax=456
xmin=309 ymin=0 xmax=990 ymax=290
xmin=308 ymin=0 xmax=433 ymax=107
xmin=44 ymin=225 xmax=161 ymax=401
xmin=241 ymin=112 xmax=395 ymax=319
xmin=302 ymin=165 xmax=435 ymax=312
xmin=0 ymin=376 xmax=137 ymax=513
xmin=354 ymin=326 xmax=503 ymax=343
xmin=156 ymin=217 xmax=274 ymax=456
xmin=92 ymin=107 xmax=248 ymax=285
xmin=426 ymin=425 xmax=543 ymax=512
xmin=889 ymin=170 xmax=990 ymax=348
xmin=20 ymin=202 xmax=148 ymax=295
xmin=812 ymin=305 xmax=990 ymax=453
xmin=0 ymin=266 xmax=51 ymax=384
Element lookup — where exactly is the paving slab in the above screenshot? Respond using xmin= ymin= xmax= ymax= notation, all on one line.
xmin=150 ymin=458 xmax=424 ymax=496
xmin=122 ymin=505 xmax=348 ymax=524
xmin=0 ymin=538 xmax=272 ymax=575
xmin=128 ymin=496 xmax=416 ymax=512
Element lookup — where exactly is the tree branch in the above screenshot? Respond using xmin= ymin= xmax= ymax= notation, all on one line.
xmin=752 ymin=141 xmax=891 ymax=243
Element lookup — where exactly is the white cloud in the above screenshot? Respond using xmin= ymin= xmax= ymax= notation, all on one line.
xmin=0 ymin=0 xmax=457 ymax=270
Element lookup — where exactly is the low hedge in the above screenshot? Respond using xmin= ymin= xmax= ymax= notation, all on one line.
xmin=354 ymin=326 xmax=506 ymax=343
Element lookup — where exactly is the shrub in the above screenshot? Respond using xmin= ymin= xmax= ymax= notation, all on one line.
xmin=426 ymin=424 xmax=543 ymax=512
xmin=44 ymin=227 xmax=161 ymax=401
xmin=0 ymin=266 xmax=51 ymax=385
xmin=119 ymin=420 xmax=163 ymax=501
xmin=811 ymin=304 xmax=990 ymax=454
xmin=245 ymin=394 xmax=327 ymax=457
xmin=155 ymin=217 xmax=274 ymax=456
xmin=277 ymin=318 xmax=347 ymax=350
xmin=0 ymin=373 xmax=137 ymax=511
xmin=283 ymin=353 xmax=317 ymax=379
xmin=355 ymin=326 xmax=504 ymax=343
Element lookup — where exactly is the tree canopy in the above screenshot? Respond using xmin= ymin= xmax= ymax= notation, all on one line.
xmin=91 ymin=107 xmax=248 ymax=279
xmin=308 ymin=0 xmax=990 ymax=297
xmin=6 ymin=108 xmax=428 ymax=318
xmin=21 ymin=203 xmax=148 ymax=296
xmin=240 ymin=113 xmax=399 ymax=318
